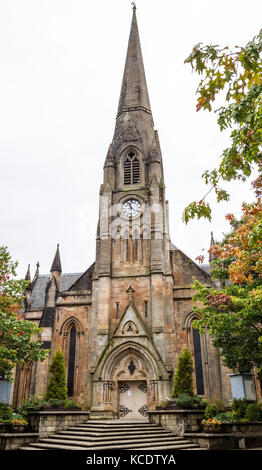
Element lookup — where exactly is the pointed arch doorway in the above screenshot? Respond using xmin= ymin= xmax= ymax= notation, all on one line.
xmin=116 ymin=353 xmax=149 ymax=419
xmin=98 ymin=342 xmax=161 ymax=420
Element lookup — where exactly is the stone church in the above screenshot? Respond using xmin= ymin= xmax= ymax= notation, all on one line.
xmin=13 ymin=7 xmax=234 ymax=418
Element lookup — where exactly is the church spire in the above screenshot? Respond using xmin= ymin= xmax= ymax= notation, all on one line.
xmin=117 ymin=7 xmax=152 ymax=119
xmin=209 ymin=231 xmax=216 ymax=262
xmin=50 ymin=244 xmax=62 ymax=273
xmin=25 ymin=264 xmax=31 ymax=282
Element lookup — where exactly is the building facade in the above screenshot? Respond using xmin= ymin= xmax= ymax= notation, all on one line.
xmin=13 ymin=8 xmax=235 ymax=418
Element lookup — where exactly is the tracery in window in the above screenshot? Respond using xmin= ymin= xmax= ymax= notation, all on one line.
xmin=124 ymin=151 xmax=140 ymax=185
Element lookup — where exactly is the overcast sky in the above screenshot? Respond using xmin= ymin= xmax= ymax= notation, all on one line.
xmin=0 ymin=0 xmax=261 ymax=278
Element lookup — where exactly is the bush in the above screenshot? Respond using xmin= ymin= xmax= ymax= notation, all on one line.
xmin=18 ymin=395 xmax=48 ymax=415
xmin=175 ymin=393 xmax=201 ymax=409
xmin=18 ymin=395 xmax=80 ymax=414
xmin=47 ymin=398 xmax=65 ymax=408
xmin=45 ymin=348 xmax=67 ymax=401
xmin=200 ymin=398 xmax=209 ymax=408
xmin=204 ymin=404 xmax=218 ymax=419
xmin=232 ymin=398 xmax=248 ymax=419
xmin=214 ymin=412 xmax=235 ymax=422
xmin=213 ymin=399 xmax=226 ymax=413
xmin=172 ymin=349 xmax=194 ymax=397
xmin=10 ymin=413 xmax=28 ymax=426
xmin=64 ymin=399 xmax=81 ymax=409
xmin=245 ymin=404 xmax=262 ymax=422
xmin=0 ymin=403 xmax=13 ymax=422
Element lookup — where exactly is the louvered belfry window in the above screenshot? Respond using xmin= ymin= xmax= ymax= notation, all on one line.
xmin=124 ymin=151 xmax=140 ymax=185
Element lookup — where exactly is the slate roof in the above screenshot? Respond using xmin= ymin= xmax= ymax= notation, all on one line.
xmin=30 ymin=273 xmax=82 ymax=308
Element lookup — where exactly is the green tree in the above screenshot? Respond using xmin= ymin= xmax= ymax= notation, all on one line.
xmin=0 ymin=246 xmax=48 ymax=381
xmin=183 ymin=29 xmax=262 ymax=223
xmin=45 ymin=348 xmax=67 ymax=401
xmin=192 ymin=200 xmax=262 ymax=377
xmin=172 ymin=348 xmax=194 ymax=397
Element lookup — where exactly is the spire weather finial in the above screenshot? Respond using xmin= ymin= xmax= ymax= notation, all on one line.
xmin=131 ymin=1 xmax=136 ymax=10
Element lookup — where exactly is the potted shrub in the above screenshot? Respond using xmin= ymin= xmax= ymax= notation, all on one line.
xmin=10 ymin=414 xmax=28 ymax=432
xmin=201 ymin=417 xmax=221 ymax=433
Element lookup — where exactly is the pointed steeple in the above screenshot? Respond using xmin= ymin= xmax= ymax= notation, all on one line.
xmin=31 ymin=262 xmax=39 ymax=287
xmin=50 ymin=244 xmax=62 ymax=273
xmin=110 ymin=7 xmax=157 ymax=166
xmin=209 ymin=231 xmax=216 ymax=262
xmin=25 ymin=264 xmax=31 ymax=282
xmin=24 ymin=264 xmax=32 ymax=309
xmin=117 ymin=7 xmax=152 ymax=119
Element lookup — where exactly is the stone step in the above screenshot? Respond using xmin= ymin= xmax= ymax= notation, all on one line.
xmin=21 ymin=439 xmax=198 ymax=451
xmin=87 ymin=420 xmax=148 ymax=424
xmin=38 ymin=435 xmax=194 ymax=448
xmin=127 ymin=443 xmax=201 ymax=450
xmin=87 ymin=441 xmax=200 ymax=450
xmin=58 ymin=430 xmax=172 ymax=438
xmin=65 ymin=427 xmax=165 ymax=434
xmin=19 ymin=446 xmax=42 ymax=450
xmin=41 ymin=433 xmax=183 ymax=445
xmin=19 ymin=419 xmax=199 ymax=451
xmin=73 ymin=423 xmax=158 ymax=429
xmin=78 ymin=420 xmax=154 ymax=424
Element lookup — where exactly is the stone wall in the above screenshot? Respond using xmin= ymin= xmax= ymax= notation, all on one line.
xmin=27 ymin=410 xmax=89 ymax=438
xmin=149 ymin=409 xmax=205 ymax=437
xmin=185 ymin=421 xmax=262 ymax=450
xmin=0 ymin=433 xmax=39 ymax=450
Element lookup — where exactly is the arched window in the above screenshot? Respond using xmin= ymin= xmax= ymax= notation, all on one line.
xmin=184 ymin=314 xmax=205 ymax=395
xmin=60 ymin=317 xmax=84 ymax=398
xmin=124 ymin=231 xmax=129 ymax=262
xmin=192 ymin=327 xmax=205 ymax=395
xmin=133 ymin=230 xmax=139 ymax=261
xmin=124 ymin=151 xmax=140 ymax=185
xmin=67 ymin=325 xmax=76 ymax=397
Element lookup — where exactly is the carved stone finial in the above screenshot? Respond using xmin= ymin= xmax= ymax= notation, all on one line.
xmin=25 ymin=264 xmax=31 ymax=281
xmin=126 ymin=285 xmax=135 ymax=301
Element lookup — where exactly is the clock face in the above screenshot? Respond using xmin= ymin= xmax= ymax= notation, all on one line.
xmin=122 ymin=199 xmax=141 ymax=218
